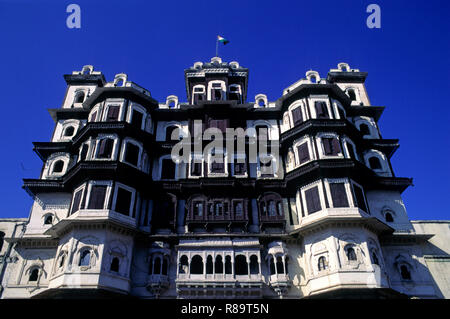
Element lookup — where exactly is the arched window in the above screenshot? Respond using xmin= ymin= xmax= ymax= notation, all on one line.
xmin=165 ymin=126 xmax=179 ymax=142
xmin=206 ymin=255 xmax=213 ymax=274
xmin=210 ymin=82 xmax=223 ymax=101
xmin=250 ymin=255 xmax=259 ymax=274
xmin=235 ymin=255 xmax=248 ymax=275
xmin=110 ymin=257 xmax=119 ymax=272
xmin=359 ymin=123 xmax=370 ymax=136
xmin=179 ymin=255 xmax=189 ymax=274
xmin=190 ymin=255 xmax=203 ymax=274
xmin=97 ymin=138 xmax=114 ymax=158
xmin=162 ymin=257 xmax=168 ymax=275
xmin=346 ymin=247 xmax=357 ymax=261
xmin=348 ymin=89 xmax=356 ymax=101
xmin=318 ymin=256 xmax=327 ymax=271
xmin=29 ymin=268 xmax=39 ymax=282
xmin=257 ymin=99 xmax=265 ymax=107
xmin=44 ymin=215 xmax=53 ymax=225
xmin=369 ymin=156 xmax=382 ymax=170
xmin=124 ymin=142 xmax=140 ymax=166
xmin=228 ymin=85 xmax=241 ymax=103
xmin=215 ymin=255 xmax=223 ymax=274
xmin=310 ymin=76 xmax=317 ymax=83
xmin=400 ymin=265 xmax=411 ymax=280
xmin=115 ymin=79 xmax=124 ymax=87
xmin=276 ymin=256 xmax=284 ymax=274
xmin=225 ymin=256 xmax=232 ymax=274
xmin=154 ymin=257 xmax=161 ymax=275
xmin=168 ymin=100 xmax=176 ymax=108
xmin=52 ymin=160 xmax=64 ymax=173
xmin=269 ymin=257 xmax=275 ymax=275
xmin=79 ymin=249 xmax=91 ymax=266
xmin=64 ymin=126 xmax=75 ymax=137
xmin=192 ymin=85 xmax=205 ymax=104
xmin=75 ymin=92 xmax=85 ymax=104
xmin=385 ymin=212 xmax=394 ymax=223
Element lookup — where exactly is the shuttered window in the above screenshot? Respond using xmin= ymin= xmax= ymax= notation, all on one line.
xmin=292 ymin=107 xmax=303 ymax=125
xmin=315 ymin=101 xmax=329 ymax=119
xmin=106 ymin=105 xmax=120 ymax=121
xmin=115 ymin=187 xmax=132 ymax=216
xmin=87 ymin=185 xmax=107 ymax=209
xmin=297 ymin=142 xmax=310 ymax=164
xmin=70 ymin=189 xmax=83 ymax=215
xmin=97 ymin=139 xmax=114 ymax=158
xmin=305 ymin=186 xmax=321 ymax=214
xmin=124 ymin=143 xmax=139 ymax=166
xmin=353 ymin=184 xmax=368 ymax=213
xmin=322 ymin=137 xmax=341 ymax=156
xmin=330 ymin=183 xmax=349 ymax=207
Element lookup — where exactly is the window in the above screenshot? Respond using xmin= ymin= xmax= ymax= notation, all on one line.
xmin=250 ymin=255 xmax=259 ymax=274
xmin=193 ymin=201 xmax=203 ymax=217
xmin=322 ymin=137 xmax=341 ymax=156
xmin=353 ymin=184 xmax=368 ymax=213
xmin=276 ymin=256 xmax=284 ymax=274
xmin=346 ymin=247 xmax=357 ymax=261
xmin=80 ymin=144 xmax=89 ymax=161
xmin=315 ymin=101 xmax=329 ymax=119
xmin=329 ymin=183 xmax=349 ymax=208
xmin=305 ymin=186 xmax=321 ymax=214
xmin=385 ymin=212 xmax=394 ymax=223
xmin=106 ymin=105 xmax=120 ymax=121
xmin=235 ymin=255 xmax=248 ymax=275
xmin=70 ymin=189 xmax=84 ymax=214
xmin=318 ymin=256 xmax=327 ymax=271
xmin=64 ymin=126 xmax=75 ymax=137
xmin=165 ymin=126 xmax=179 ymax=142
xmin=154 ymin=257 xmax=161 ymax=274
xmin=162 ymin=258 xmax=168 ymax=275
xmin=75 ymin=92 xmax=85 ymax=104
xmin=110 ymin=257 xmax=119 ymax=272
xmin=348 ymin=89 xmax=357 ymax=101
xmin=191 ymin=160 xmax=202 ymax=176
xmin=228 ymin=85 xmax=241 ymax=102
xmin=52 ymin=160 xmax=64 ymax=173
xmin=179 ymin=255 xmax=189 ymax=274
xmin=225 ymin=256 xmax=232 ymax=274
xmin=89 ymin=111 xmax=97 ymax=122
xmin=211 ymin=83 xmax=223 ymax=101
xmin=234 ymin=201 xmax=244 ymax=217
xmin=124 ymin=143 xmax=140 ymax=166
xmin=346 ymin=142 xmax=357 ymax=161
xmin=292 ymin=107 xmax=303 ymax=125
xmin=337 ymin=107 xmax=346 ymax=120
xmin=29 ymin=268 xmax=39 ymax=282
xmin=310 ymin=76 xmax=317 ymax=83
xmin=234 ymin=161 xmax=246 ymax=175
xmin=79 ymin=249 xmax=91 ymax=266
xmin=193 ymin=86 xmax=205 ymax=104
xmin=131 ymin=110 xmax=143 ymax=129
xmin=369 ymin=156 xmax=382 ymax=170
xmin=359 ymin=123 xmax=370 ymax=136
xmin=372 ymin=252 xmax=379 ymax=265
xmin=206 ymin=255 xmax=213 ymax=274
xmin=161 ymin=158 xmax=176 ymax=179
xmin=259 ymin=157 xmax=274 ymax=177
xmin=115 ymin=187 xmax=132 ymax=216
xmin=269 ymin=257 xmax=275 ymax=275
xmin=297 ymin=142 xmax=310 ymax=165
xmin=87 ymin=185 xmax=107 ymax=209
xmin=190 ymin=255 xmax=203 ymax=274
xmin=97 ymin=138 xmax=114 ymax=158
xmin=268 ymin=200 xmax=277 ymax=216
xmin=44 ymin=215 xmax=53 ymax=225
xmin=215 ymin=256 xmax=223 ymax=274
xmin=59 ymin=254 xmax=66 ymax=268
xmin=400 ymin=265 xmax=411 ymax=280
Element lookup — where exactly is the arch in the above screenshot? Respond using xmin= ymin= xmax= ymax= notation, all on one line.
xmin=110 ymin=257 xmax=120 ymax=272
xmin=347 ymin=88 xmax=357 ymax=101
xmin=228 ymin=84 xmax=242 ymax=103
xmin=74 ymin=91 xmax=85 ymax=104
xmin=162 ymin=257 xmax=168 ymax=275
xmin=369 ymin=156 xmax=382 ymax=170
xmin=385 ymin=212 xmax=394 ymax=222
xmin=29 ymin=268 xmax=39 ymax=282
xmin=63 ymin=126 xmax=75 ymax=137
xmin=400 ymin=265 xmax=411 ymax=280
xmin=372 ymin=251 xmax=380 ymax=265
xmin=192 ymin=85 xmax=206 ymax=104
xmin=269 ymin=256 xmax=275 ymax=275
xmin=208 ymin=80 xmax=226 ymax=101
xmin=154 ymin=256 xmax=161 ymax=274
xmin=44 ymin=214 xmax=53 ymax=225
xmin=52 ymin=160 xmax=64 ymax=174
xmin=318 ymin=256 xmax=327 ymax=271
xmin=276 ymin=256 xmax=284 ymax=274
xmin=79 ymin=249 xmax=91 ymax=266
xmin=215 ymin=255 xmax=223 ymax=274
xmin=225 ymin=255 xmax=232 ymax=274
xmin=255 ymin=94 xmax=268 ymax=108
xmin=235 ymin=255 xmax=248 ymax=275
xmin=190 ymin=255 xmax=203 ymax=274
xmin=179 ymin=255 xmax=189 ymax=274
xmin=206 ymin=255 xmax=213 ymax=274
xmin=346 ymin=246 xmax=357 ymax=261
xmin=359 ymin=123 xmax=371 ymax=136
xmin=249 ymin=255 xmax=259 ymax=274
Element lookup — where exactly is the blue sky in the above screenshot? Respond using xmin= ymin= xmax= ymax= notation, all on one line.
xmin=0 ymin=0 xmax=449 ymax=220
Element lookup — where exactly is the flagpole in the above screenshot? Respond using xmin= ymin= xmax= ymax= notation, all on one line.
xmin=216 ymin=38 xmax=219 ymax=57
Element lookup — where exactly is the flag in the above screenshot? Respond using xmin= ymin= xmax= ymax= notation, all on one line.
xmin=217 ymin=35 xmax=230 ymax=45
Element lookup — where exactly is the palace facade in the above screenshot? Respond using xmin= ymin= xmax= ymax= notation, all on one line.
xmin=0 ymin=58 xmax=449 ymax=299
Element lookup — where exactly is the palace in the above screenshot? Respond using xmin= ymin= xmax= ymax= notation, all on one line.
xmin=0 ymin=57 xmax=449 ymax=299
